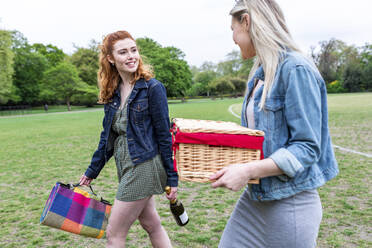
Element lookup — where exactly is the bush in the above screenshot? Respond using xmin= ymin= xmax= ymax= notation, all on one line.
xmin=327 ymin=80 xmax=347 ymax=93
xmin=362 ymin=63 xmax=372 ymax=92
xmin=342 ymin=64 xmax=364 ymax=92
xmin=186 ymin=83 xmax=204 ymax=97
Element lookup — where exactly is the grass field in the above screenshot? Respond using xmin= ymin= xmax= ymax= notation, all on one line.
xmin=0 ymin=93 xmax=371 ymax=247
xmin=0 ymin=105 xmax=103 ymax=116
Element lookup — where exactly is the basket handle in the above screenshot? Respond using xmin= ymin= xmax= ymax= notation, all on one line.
xmin=248 ymin=179 xmax=259 ymax=184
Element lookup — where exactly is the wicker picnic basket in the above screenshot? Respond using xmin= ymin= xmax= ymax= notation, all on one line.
xmin=171 ymin=118 xmax=265 ymax=184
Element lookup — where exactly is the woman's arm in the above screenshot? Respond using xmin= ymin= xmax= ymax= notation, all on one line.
xmin=210 ymin=158 xmax=283 ymax=191
xmin=148 ymin=80 xmax=179 ymax=188
xmin=84 ymin=108 xmax=112 ymax=179
xmin=269 ymin=65 xmax=322 ymax=178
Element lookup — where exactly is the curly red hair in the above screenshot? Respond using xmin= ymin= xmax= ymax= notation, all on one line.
xmin=97 ymin=30 xmax=153 ymax=104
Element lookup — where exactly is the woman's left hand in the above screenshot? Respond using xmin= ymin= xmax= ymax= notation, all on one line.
xmin=166 ymin=187 xmax=178 ymax=201
xmin=210 ymin=164 xmax=252 ymax=192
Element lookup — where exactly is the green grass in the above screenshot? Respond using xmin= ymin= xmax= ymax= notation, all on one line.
xmin=170 ymin=98 xmax=243 ymax=122
xmin=327 ymin=93 xmax=372 ymax=154
xmin=230 ymin=92 xmax=372 ymax=155
xmin=0 ymin=94 xmax=371 ymax=247
xmin=0 ymin=105 xmax=102 ymax=116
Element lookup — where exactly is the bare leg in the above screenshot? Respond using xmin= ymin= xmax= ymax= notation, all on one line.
xmin=106 ymin=197 xmax=150 ymax=248
xmin=138 ymin=196 xmax=172 ymax=248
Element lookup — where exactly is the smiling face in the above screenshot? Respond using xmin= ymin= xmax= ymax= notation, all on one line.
xmin=231 ymin=15 xmax=256 ymax=59
xmin=108 ymin=38 xmax=140 ymax=75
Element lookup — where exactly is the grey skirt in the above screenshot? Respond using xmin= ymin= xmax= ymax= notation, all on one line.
xmin=219 ymin=189 xmax=322 ymax=248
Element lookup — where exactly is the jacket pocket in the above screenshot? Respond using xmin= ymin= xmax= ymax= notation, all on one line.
xmin=263 ymin=96 xmax=285 ymax=131
xmin=130 ymin=98 xmax=149 ymax=124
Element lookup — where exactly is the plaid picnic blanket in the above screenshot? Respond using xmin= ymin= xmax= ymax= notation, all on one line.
xmin=40 ymin=182 xmax=111 ymax=239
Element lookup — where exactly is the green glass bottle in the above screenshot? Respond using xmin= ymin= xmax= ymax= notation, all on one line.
xmin=165 ymin=186 xmax=189 ymax=226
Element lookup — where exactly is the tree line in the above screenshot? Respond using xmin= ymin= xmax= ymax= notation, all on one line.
xmin=311 ymin=39 xmax=372 ymax=93
xmin=191 ymin=39 xmax=372 ymax=97
xmin=0 ymin=29 xmax=371 ymax=109
xmin=0 ymin=30 xmax=194 ymax=108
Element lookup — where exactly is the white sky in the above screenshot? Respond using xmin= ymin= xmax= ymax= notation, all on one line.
xmin=1 ymin=0 xmax=371 ymax=67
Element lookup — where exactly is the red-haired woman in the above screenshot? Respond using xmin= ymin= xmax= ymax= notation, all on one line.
xmin=79 ymin=30 xmax=178 ymax=247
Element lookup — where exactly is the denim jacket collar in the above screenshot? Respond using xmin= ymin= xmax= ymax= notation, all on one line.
xmin=253 ymin=66 xmax=265 ymax=81
xmin=113 ymin=78 xmax=149 ymax=98
xmin=134 ymin=78 xmax=149 ymax=89
xmin=246 ymin=66 xmax=265 ymax=94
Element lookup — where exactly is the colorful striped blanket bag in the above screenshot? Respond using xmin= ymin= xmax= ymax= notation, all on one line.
xmin=40 ymin=182 xmax=112 ymax=239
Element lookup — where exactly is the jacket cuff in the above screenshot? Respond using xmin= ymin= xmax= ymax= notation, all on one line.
xmin=84 ymin=168 xmax=98 ymax=179
xmin=166 ymin=176 xmax=179 ymax=187
xmin=269 ymin=148 xmax=304 ymax=178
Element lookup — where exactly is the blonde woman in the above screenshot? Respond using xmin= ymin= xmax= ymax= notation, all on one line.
xmin=79 ymin=30 xmax=177 ymax=247
xmin=210 ymin=1 xmax=338 ymax=247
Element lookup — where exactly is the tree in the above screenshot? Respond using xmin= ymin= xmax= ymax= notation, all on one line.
xmin=362 ymin=63 xmax=372 ymax=91
xmin=70 ymin=40 xmax=100 ymax=87
xmin=193 ymin=70 xmax=217 ymax=96
xmin=360 ymin=43 xmax=372 ymax=64
xmin=192 ymin=50 xmax=252 ymax=97
xmin=342 ymin=63 xmax=363 ymax=92
xmin=186 ymin=83 xmax=204 ymax=97
xmin=210 ymin=76 xmax=235 ymax=96
xmin=190 ymin=65 xmax=200 ymax=77
xmin=41 ymin=61 xmax=88 ymax=110
xmin=230 ymin=77 xmax=246 ymax=97
xmin=337 ymin=45 xmax=361 ymax=81
xmin=200 ymin=61 xmax=217 ymax=72
xmin=31 ymin=43 xmax=65 ymax=67
xmin=360 ymin=44 xmax=372 ymax=91
xmin=71 ymin=84 xmax=99 ymax=107
xmin=136 ymin=38 xmax=192 ymax=97
xmin=217 ymin=50 xmax=241 ymax=76
xmin=216 ymin=50 xmax=254 ymax=78
xmin=237 ymin=58 xmax=254 ymax=78
xmin=312 ymin=39 xmax=346 ymax=83
xmin=10 ymin=32 xmax=61 ymax=104
xmin=10 ymin=30 xmax=28 ymax=49
xmin=0 ymin=29 xmax=14 ymax=104
xmin=12 ymin=45 xmax=48 ymax=104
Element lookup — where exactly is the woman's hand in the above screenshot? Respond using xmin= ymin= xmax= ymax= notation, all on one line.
xmin=165 ymin=187 xmax=178 ymax=202
xmin=210 ymin=163 xmax=253 ymax=192
xmin=210 ymin=159 xmax=284 ymax=192
xmin=79 ymin=174 xmax=93 ymax=186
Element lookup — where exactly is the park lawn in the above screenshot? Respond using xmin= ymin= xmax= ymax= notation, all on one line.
xmin=0 ymin=105 xmax=103 ymax=117
xmin=230 ymin=92 xmax=372 ymax=155
xmin=0 ymin=94 xmax=371 ymax=247
xmin=327 ymin=93 xmax=372 ymax=154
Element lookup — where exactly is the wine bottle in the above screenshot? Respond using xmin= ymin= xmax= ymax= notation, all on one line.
xmin=165 ymin=186 xmax=189 ymax=226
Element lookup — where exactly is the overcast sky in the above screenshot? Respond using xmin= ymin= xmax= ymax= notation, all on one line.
xmin=1 ymin=0 xmax=371 ymax=67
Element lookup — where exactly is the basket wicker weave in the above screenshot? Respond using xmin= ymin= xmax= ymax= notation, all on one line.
xmin=172 ymin=118 xmax=265 ymax=184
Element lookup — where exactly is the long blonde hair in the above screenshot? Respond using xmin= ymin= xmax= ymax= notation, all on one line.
xmin=230 ymin=0 xmax=302 ymax=108
xmin=98 ymin=30 xmax=153 ymax=104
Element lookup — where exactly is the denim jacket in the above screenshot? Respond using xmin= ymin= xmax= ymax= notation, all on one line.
xmin=85 ymin=78 xmax=178 ymax=187
xmin=242 ymin=51 xmax=338 ymax=201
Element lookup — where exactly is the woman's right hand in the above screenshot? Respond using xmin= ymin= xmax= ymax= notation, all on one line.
xmin=79 ymin=174 xmax=93 ymax=186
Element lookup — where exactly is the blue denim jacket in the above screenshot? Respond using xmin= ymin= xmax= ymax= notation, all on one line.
xmin=85 ymin=78 xmax=178 ymax=187
xmin=242 ymin=51 xmax=338 ymax=201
